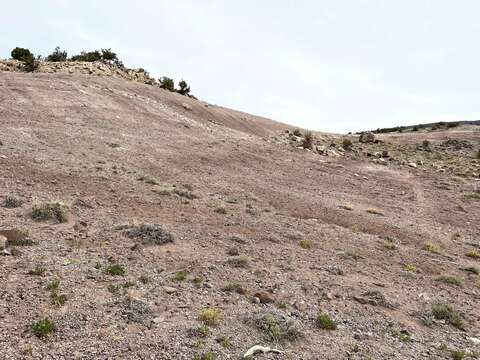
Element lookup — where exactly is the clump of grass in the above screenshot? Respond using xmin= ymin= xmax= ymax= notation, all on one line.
xmin=32 ymin=318 xmax=56 ymax=338
xmin=199 ymin=307 xmax=222 ymax=326
xmin=299 ymin=239 xmax=313 ymax=249
xmin=424 ymin=242 xmax=440 ymax=254
xmin=47 ymin=279 xmax=66 ymax=305
xmin=222 ymin=283 xmax=246 ymax=294
xmin=219 ymin=336 xmax=231 ymax=348
xmin=192 ymin=276 xmax=203 ymax=288
xmin=173 ymin=188 xmax=198 ymax=200
xmin=256 ymin=312 xmax=301 ymax=343
xmin=430 ymin=301 xmax=464 ymax=330
xmin=193 ymin=352 xmax=216 ymax=360
xmin=342 ymin=137 xmax=353 ymax=150
xmin=451 ymin=350 xmax=466 ymax=360
xmin=125 ymin=223 xmax=174 ymax=246
xmin=192 ymin=324 xmax=211 ymax=338
xmin=31 ymin=202 xmax=69 ymax=223
xmin=302 ymin=131 xmax=314 ymax=149
xmin=28 ymin=265 xmax=46 ymax=276
xmin=105 ymin=263 xmax=126 ymax=276
xmin=383 ymin=238 xmax=397 ymax=250
xmin=404 ymin=264 xmax=417 ymax=272
xmin=437 ymin=275 xmax=463 ymax=286
xmin=466 ymin=249 xmax=480 ymax=259
xmin=399 ymin=333 xmax=412 ymax=343
xmin=214 ymin=207 xmax=227 ymax=214
xmin=137 ymin=175 xmax=159 ymax=185
xmin=47 ymin=279 xmax=60 ymax=292
xmin=172 ymin=270 xmax=188 ymax=282
xmin=3 ymin=195 xmax=23 ymax=208
xmin=226 ymin=255 xmax=249 ymax=268
xmin=315 ymin=313 xmax=337 ymax=330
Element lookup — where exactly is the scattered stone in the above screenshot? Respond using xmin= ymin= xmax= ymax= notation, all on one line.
xmin=163 ymin=286 xmax=177 ymax=295
xmin=326 ymin=265 xmax=344 ymax=275
xmin=408 ymin=162 xmax=417 ymax=168
xmin=253 ymin=291 xmax=275 ymax=304
xmin=181 ymin=103 xmax=192 ymax=111
xmin=354 ymin=290 xmax=399 ymax=309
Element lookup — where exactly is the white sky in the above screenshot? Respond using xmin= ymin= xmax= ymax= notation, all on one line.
xmin=1 ymin=0 xmax=479 ymax=133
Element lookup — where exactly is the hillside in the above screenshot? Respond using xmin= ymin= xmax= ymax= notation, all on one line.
xmin=1 ymin=70 xmax=480 ymax=360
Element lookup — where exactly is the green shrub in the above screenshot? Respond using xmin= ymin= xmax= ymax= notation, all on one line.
xmin=172 ymin=270 xmax=188 ymax=282
xmin=159 ymin=76 xmax=175 ymax=91
xmin=177 ymin=79 xmax=191 ymax=95
xmin=316 ymin=313 xmax=337 ymax=330
xmin=32 ymin=318 xmax=56 ymax=337
xmin=31 ymin=202 xmax=68 ymax=223
xmin=46 ymin=47 xmax=67 ymax=62
xmin=199 ymin=307 xmax=222 ymax=326
xmin=70 ymin=50 xmax=101 ymax=62
xmin=430 ymin=302 xmax=464 ymax=329
xmin=299 ymin=239 xmax=313 ymax=249
xmin=100 ymin=48 xmax=118 ymax=61
xmin=302 ymin=131 xmax=314 ymax=149
xmin=105 ymin=263 xmax=125 ymax=276
xmin=11 ymin=47 xmax=33 ymax=61
xmin=451 ymin=350 xmax=466 ymax=360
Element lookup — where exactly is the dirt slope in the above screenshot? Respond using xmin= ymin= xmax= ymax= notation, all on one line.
xmin=1 ymin=71 xmax=480 ymax=360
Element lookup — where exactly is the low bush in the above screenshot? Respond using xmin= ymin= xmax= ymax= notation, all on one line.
xmin=46 ymin=47 xmax=67 ymax=62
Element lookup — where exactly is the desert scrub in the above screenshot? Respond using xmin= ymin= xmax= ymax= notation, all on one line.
xmin=193 ymin=352 xmax=216 ymax=360
xmin=466 ymin=249 xmax=480 ymax=259
xmin=316 ymin=313 xmax=337 ymax=330
xmin=105 ymin=263 xmax=126 ymax=276
xmin=461 ymin=266 xmax=479 ymax=275
xmin=214 ymin=206 xmax=227 ymax=214
xmin=191 ymin=324 xmax=211 ymax=338
xmin=383 ymin=238 xmax=397 ymax=250
xmin=437 ymin=275 xmax=463 ymax=286
xmin=125 ymin=223 xmax=174 ymax=245
xmin=424 ymin=242 xmax=440 ymax=254
xmin=430 ymin=301 xmax=464 ymax=330
xmin=172 ymin=270 xmax=188 ymax=282
xmin=3 ymin=195 xmax=23 ymax=208
xmin=252 ymin=311 xmax=301 ymax=343
xmin=199 ymin=307 xmax=222 ymax=326
xmin=31 ymin=202 xmax=68 ymax=223
xmin=226 ymin=255 xmax=249 ymax=268
xmin=404 ymin=264 xmax=417 ymax=272
xmin=299 ymin=239 xmax=313 ymax=249
xmin=222 ymin=283 xmax=246 ymax=294
xmin=173 ymin=188 xmax=198 ymax=200
xmin=342 ymin=137 xmax=353 ymax=150
xmin=28 ymin=265 xmax=46 ymax=276
xmin=32 ymin=318 xmax=56 ymax=338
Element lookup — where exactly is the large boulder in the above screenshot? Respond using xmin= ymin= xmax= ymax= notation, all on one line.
xmin=359 ymin=132 xmax=375 ymax=143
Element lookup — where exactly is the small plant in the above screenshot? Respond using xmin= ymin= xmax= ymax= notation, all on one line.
xmin=192 ymin=276 xmax=203 ymax=288
xmin=404 ymin=264 xmax=417 ymax=272
xmin=430 ymin=301 xmax=464 ymax=330
xmin=47 ymin=279 xmax=60 ymax=292
xmin=437 ymin=275 xmax=463 ymax=286
xmin=32 ymin=318 xmax=56 ymax=337
xmin=172 ymin=270 xmax=188 ymax=282
xmin=125 ymin=223 xmax=174 ymax=246
xmin=451 ymin=350 xmax=466 ymax=360
xmin=51 ymin=292 xmax=67 ymax=306
xmin=299 ymin=239 xmax=313 ymax=249
xmin=316 ymin=313 xmax=337 ymax=330
xmin=159 ymin=76 xmax=175 ymax=91
xmin=46 ymin=46 xmax=67 ymax=62
xmin=177 ymin=79 xmax=191 ymax=96
xmin=466 ymin=249 xmax=480 ymax=259
xmin=220 ymin=336 xmax=231 ymax=348
xmin=424 ymin=242 xmax=440 ymax=254
xmin=193 ymin=324 xmax=211 ymax=338
xmin=28 ymin=265 xmax=46 ymax=276
xmin=214 ymin=207 xmax=227 ymax=214
xmin=31 ymin=202 xmax=69 ymax=223
xmin=399 ymin=333 xmax=412 ymax=343
xmin=227 ymin=255 xmax=249 ymax=268
xmin=342 ymin=137 xmax=353 ymax=150
xmin=193 ymin=352 xmax=216 ymax=360
xmin=105 ymin=263 xmax=126 ymax=276
xmin=256 ymin=312 xmax=301 ymax=343
xmin=199 ymin=307 xmax=222 ymax=326
xmin=383 ymin=238 xmax=397 ymax=250
xmin=302 ymin=131 xmax=314 ymax=149
xmin=3 ymin=195 xmax=23 ymax=208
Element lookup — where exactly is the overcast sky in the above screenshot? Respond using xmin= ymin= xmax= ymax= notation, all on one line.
xmin=1 ymin=1 xmax=479 ymax=133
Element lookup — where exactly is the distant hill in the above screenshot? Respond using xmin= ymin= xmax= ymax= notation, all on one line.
xmin=364 ymin=119 xmax=480 ymax=134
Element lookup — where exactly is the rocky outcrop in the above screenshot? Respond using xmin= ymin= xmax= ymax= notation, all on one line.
xmin=0 ymin=59 xmax=156 ymax=85
xmin=359 ymin=131 xmax=375 ymax=143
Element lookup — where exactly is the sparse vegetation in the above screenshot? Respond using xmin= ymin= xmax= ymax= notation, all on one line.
xmin=159 ymin=76 xmax=175 ymax=91
xmin=342 ymin=137 xmax=353 ymax=150
xmin=316 ymin=313 xmax=337 ymax=330
xmin=105 ymin=263 xmax=126 ymax=276
xmin=32 ymin=318 xmax=56 ymax=338
xmin=299 ymin=239 xmax=313 ymax=249
xmin=31 ymin=202 xmax=68 ymax=223
xmin=430 ymin=301 xmax=464 ymax=330
xmin=461 ymin=266 xmax=480 ymax=275
xmin=466 ymin=249 xmax=480 ymax=259
xmin=177 ymin=79 xmax=191 ymax=96
xmin=253 ymin=312 xmax=301 ymax=343
xmin=46 ymin=47 xmax=67 ymax=62
xmin=199 ymin=307 xmax=222 ymax=326
xmin=28 ymin=265 xmax=46 ymax=276
xmin=302 ymin=131 xmax=314 ymax=149
xmin=424 ymin=242 xmax=440 ymax=254
xmin=437 ymin=275 xmax=463 ymax=286
xmin=222 ymin=283 xmax=245 ymax=294
xmin=383 ymin=238 xmax=397 ymax=250
xmin=366 ymin=208 xmax=382 ymax=215
xmin=3 ymin=195 xmax=23 ymax=208
xmin=193 ymin=352 xmax=216 ymax=360
xmin=172 ymin=270 xmax=188 ymax=282
xmin=227 ymin=255 xmax=249 ymax=268
xmin=214 ymin=206 xmax=227 ymax=214
xmin=451 ymin=350 xmax=466 ymax=360
xmin=125 ymin=223 xmax=174 ymax=245
xmin=404 ymin=264 xmax=417 ymax=272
